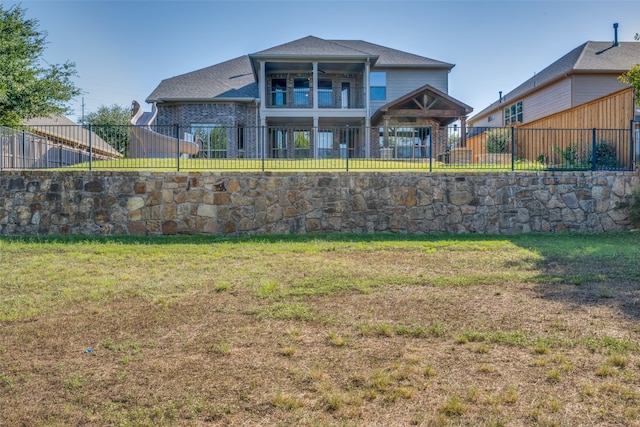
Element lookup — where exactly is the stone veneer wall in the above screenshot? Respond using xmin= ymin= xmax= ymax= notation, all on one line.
xmin=0 ymin=171 xmax=637 ymax=236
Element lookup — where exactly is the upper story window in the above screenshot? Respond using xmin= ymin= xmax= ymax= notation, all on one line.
xmin=504 ymin=101 xmax=523 ymax=125
xmin=370 ymin=72 xmax=386 ymax=101
xmin=294 ymin=77 xmax=310 ymax=106
xmin=318 ymin=79 xmax=333 ymax=107
xmin=271 ymin=78 xmax=286 ymax=106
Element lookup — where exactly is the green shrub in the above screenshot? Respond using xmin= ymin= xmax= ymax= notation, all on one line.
xmin=555 ymin=141 xmax=618 ymax=169
xmin=593 ymin=141 xmax=618 ymax=169
xmin=485 ymin=128 xmax=510 ymax=154
xmin=554 ymin=143 xmax=590 ymax=168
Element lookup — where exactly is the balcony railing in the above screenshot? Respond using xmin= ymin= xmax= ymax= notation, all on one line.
xmin=267 ymin=87 xmax=366 ymax=109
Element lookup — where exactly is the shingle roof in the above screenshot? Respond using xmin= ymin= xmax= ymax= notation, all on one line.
xmin=470 ymin=41 xmax=640 ymax=122
xmin=24 ymin=115 xmax=120 ymax=157
xmin=331 ymin=39 xmax=454 ymax=68
xmin=251 ymin=36 xmax=372 ymax=58
xmin=146 ymin=55 xmax=257 ymax=102
xmin=147 ymin=36 xmax=453 ymax=103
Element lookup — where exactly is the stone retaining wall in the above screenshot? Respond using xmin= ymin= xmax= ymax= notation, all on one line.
xmin=0 ymin=171 xmax=637 ymax=236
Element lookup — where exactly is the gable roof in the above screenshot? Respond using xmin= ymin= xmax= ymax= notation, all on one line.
xmin=470 ymin=41 xmax=640 ymax=122
xmin=372 ymin=84 xmax=472 ymax=126
xmin=148 ymin=36 xmax=453 ymax=103
xmin=24 ymin=115 xmax=121 ymax=157
xmin=250 ymin=35 xmax=373 ymax=58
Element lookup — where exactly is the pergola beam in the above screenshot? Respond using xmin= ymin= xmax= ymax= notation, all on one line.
xmin=385 ymin=109 xmax=464 ymax=118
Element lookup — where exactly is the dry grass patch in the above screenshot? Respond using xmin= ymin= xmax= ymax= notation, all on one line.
xmin=0 ymin=232 xmax=639 ymax=426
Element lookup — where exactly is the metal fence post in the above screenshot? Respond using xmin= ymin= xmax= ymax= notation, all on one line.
xmin=345 ymin=125 xmax=349 ymax=172
xmin=511 ymin=126 xmax=515 ymax=171
xmin=176 ymin=124 xmax=181 ymax=172
xmin=88 ymin=124 xmax=93 ymax=171
xmin=261 ymin=125 xmax=265 ymax=172
xmin=630 ymin=120 xmax=635 ymax=171
xmin=592 ymin=128 xmax=597 ymax=171
xmin=429 ymin=126 xmax=433 ymax=172
xmin=0 ymin=129 xmax=3 ymax=171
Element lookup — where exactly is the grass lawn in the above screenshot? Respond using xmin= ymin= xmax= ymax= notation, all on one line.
xmin=63 ymin=157 xmax=545 ymax=172
xmin=0 ymin=232 xmax=639 ymax=426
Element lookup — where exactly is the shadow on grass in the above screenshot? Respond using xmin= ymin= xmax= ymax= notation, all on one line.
xmin=509 ymin=232 xmax=640 ymax=322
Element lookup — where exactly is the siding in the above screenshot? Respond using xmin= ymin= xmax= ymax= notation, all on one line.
xmin=521 ymin=78 xmax=572 ymax=124
xmin=468 ymin=78 xmax=572 ymax=127
xmin=370 ymin=68 xmax=449 ymax=114
xmin=523 ymin=87 xmax=633 ymax=130
xmin=572 ymin=74 xmax=629 ymax=107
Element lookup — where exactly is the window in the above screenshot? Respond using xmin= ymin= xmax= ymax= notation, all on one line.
xmin=237 ymin=126 xmax=245 ymax=157
xmin=270 ymin=129 xmax=288 ymax=158
xmin=370 ymin=72 xmax=387 ymax=101
xmin=504 ymin=101 xmax=523 ymax=125
xmin=294 ymin=77 xmax=310 ymax=106
xmin=318 ymin=79 xmax=332 ymax=107
xmin=272 ymin=79 xmax=286 ymax=106
xmin=317 ymin=131 xmax=333 ymax=158
xmin=293 ymin=130 xmax=310 ymax=158
xmin=488 ymin=115 xmax=495 ymax=123
xmin=192 ymin=124 xmax=227 ymax=158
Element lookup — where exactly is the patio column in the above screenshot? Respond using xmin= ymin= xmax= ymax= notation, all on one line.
xmin=383 ymin=117 xmax=390 ymax=148
xmin=460 ymin=116 xmax=467 ymax=148
xmin=259 ymin=60 xmax=266 ymax=118
xmin=312 ymin=62 xmax=318 ymax=110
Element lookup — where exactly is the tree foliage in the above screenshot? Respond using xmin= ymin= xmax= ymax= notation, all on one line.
xmin=0 ymin=4 xmax=81 ymax=125
xmin=618 ymin=64 xmax=640 ymax=106
xmin=81 ymin=104 xmax=130 ymax=127
xmin=80 ymin=104 xmax=131 ymax=153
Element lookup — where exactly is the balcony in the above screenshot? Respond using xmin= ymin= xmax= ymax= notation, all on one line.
xmin=266 ymin=86 xmax=366 ymax=109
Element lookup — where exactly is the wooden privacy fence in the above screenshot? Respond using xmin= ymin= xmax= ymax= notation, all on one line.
xmin=466 ymin=88 xmax=635 ymax=169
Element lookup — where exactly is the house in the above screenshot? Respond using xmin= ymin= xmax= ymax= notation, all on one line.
xmin=24 ymin=115 xmax=120 ymax=159
xmin=468 ymin=37 xmax=640 ymax=130
xmin=145 ymin=36 xmax=472 ymax=159
xmin=1 ymin=116 xmax=120 ymax=169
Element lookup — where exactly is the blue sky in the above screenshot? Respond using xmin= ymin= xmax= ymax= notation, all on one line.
xmin=6 ymin=0 xmax=640 ymax=123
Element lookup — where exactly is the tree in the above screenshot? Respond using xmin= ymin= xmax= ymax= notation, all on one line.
xmin=619 ymin=64 xmax=640 ymax=105
xmin=81 ymin=104 xmax=131 ymax=154
xmin=0 ymin=4 xmax=80 ymax=126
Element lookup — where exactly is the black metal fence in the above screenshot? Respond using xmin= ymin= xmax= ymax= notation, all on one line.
xmin=0 ymin=126 xmax=111 ymax=169
xmin=1 ymin=124 xmax=636 ymax=172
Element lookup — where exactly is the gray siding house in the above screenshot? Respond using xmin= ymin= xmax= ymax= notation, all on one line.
xmin=468 ymin=40 xmax=640 ymax=128
xmin=145 ymin=36 xmax=472 ymax=159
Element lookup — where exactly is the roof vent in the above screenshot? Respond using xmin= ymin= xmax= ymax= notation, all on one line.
xmin=596 ymin=24 xmax=620 ymax=55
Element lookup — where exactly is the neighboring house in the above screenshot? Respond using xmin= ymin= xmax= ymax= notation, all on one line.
xmin=25 ymin=116 xmax=120 ymax=158
xmin=468 ymin=39 xmax=640 ymax=130
xmin=146 ymin=36 xmax=472 ymax=159
xmin=1 ymin=116 xmax=120 ymax=169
